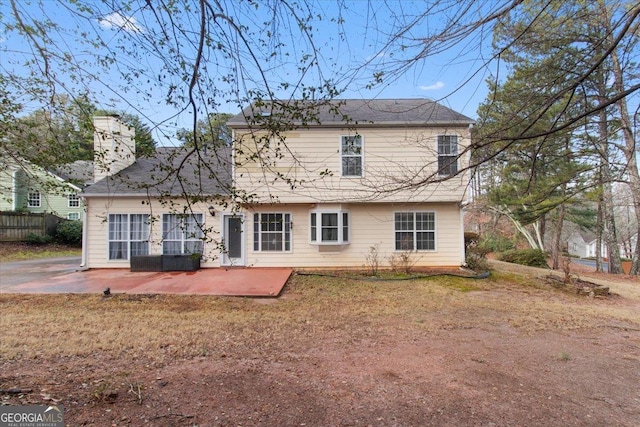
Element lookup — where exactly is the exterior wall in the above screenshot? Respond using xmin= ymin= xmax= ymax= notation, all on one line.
xmin=84 ymin=197 xmax=224 ymax=268
xmin=93 ymin=116 xmax=136 ymax=183
xmin=567 ymin=233 xmax=587 ymax=258
xmin=245 ymin=202 xmax=464 ymax=268
xmin=585 ymin=240 xmax=608 ymax=259
xmin=0 ymin=169 xmax=17 ymax=211
xmin=234 ymin=126 xmax=471 ymax=204
xmin=0 ymin=163 xmax=84 ymax=219
xmin=85 ymin=198 xmax=464 ymax=269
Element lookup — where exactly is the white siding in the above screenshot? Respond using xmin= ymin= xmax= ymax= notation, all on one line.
xmin=86 ymin=199 xmax=464 ymax=269
xmin=84 ymin=197 xmax=224 ymax=268
xmin=234 ymin=126 xmax=470 ymax=204
xmin=245 ymin=202 xmax=464 ymax=268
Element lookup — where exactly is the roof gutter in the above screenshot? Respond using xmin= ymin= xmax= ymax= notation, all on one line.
xmin=226 ymin=120 xmax=475 ymax=130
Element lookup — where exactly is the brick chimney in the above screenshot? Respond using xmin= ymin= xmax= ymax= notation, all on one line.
xmin=93 ymin=115 xmax=136 ymax=182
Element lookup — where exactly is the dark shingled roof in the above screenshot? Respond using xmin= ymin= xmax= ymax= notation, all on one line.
xmin=53 ymin=160 xmax=95 ymax=186
xmin=82 ymin=146 xmax=232 ymax=197
xmin=227 ymin=98 xmax=474 ymax=128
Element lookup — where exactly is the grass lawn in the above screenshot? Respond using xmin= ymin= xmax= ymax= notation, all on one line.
xmin=1 ymin=264 xmax=638 ymax=426
xmin=0 ymin=242 xmax=81 ymax=261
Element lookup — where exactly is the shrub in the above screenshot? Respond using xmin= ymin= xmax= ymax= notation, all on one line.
xmin=56 ymin=220 xmax=83 ymax=246
xmin=364 ymin=244 xmax=381 ymax=276
xmin=478 ymin=233 xmax=514 ymax=253
xmin=497 ymin=249 xmax=549 ymax=268
xmin=388 ymin=250 xmax=417 ymax=274
xmin=26 ymin=233 xmax=53 ymax=245
xmin=465 ymin=238 xmax=490 ymax=272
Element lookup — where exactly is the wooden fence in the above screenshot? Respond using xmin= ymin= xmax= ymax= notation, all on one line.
xmin=0 ymin=212 xmax=64 ymax=241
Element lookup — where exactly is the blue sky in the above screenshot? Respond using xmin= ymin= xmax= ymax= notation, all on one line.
xmin=1 ymin=1 xmax=499 ymax=144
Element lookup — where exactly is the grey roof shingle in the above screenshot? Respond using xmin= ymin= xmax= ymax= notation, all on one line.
xmin=227 ymin=98 xmax=474 ymax=128
xmin=82 ymin=146 xmax=232 ymax=197
xmin=53 ymin=160 xmax=94 ymax=186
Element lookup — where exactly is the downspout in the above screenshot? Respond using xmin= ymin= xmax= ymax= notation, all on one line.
xmin=80 ymin=197 xmax=88 ymax=269
xmin=460 ymin=200 xmax=469 ymax=266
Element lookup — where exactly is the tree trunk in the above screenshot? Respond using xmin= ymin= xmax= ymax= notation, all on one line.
xmin=606 ymin=11 xmax=640 ymax=274
xmin=597 ymin=106 xmax=623 ymax=274
xmin=596 ymin=198 xmax=604 ymax=272
xmin=552 ymin=203 xmax=566 ymax=270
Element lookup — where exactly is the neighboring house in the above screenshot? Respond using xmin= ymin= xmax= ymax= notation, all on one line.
xmin=566 ymin=228 xmax=595 ymax=259
xmin=571 ymin=233 xmax=637 ymax=260
xmin=81 ymin=100 xmax=473 ymax=269
xmin=584 ymin=238 xmax=608 ymax=259
xmin=0 ymin=154 xmax=85 ymax=220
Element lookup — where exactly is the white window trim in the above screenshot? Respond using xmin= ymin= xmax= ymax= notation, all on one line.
xmin=253 ymin=212 xmax=293 ymax=252
xmin=393 ymin=211 xmax=437 ymax=252
xmin=437 ymin=134 xmax=459 ymax=176
xmin=340 ymin=134 xmax=364 ymax=178
xmin=27 ymin=191 xmax=41 ymax=208
xmin=107 ymin=213 xmax=151 ymax=261
xmin=68 ymin=193 xmax=80 ymax=208
xmin=67 ymin=212 xmax=80 ymax=220
xmin=162 ymin=213 xmax=205 ymax=255
xmin=309 ymin=209 xmax=350 ymax=245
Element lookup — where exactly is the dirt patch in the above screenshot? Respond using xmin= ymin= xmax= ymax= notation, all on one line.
xmin=1 ymin=265 xmax=639 ymax=426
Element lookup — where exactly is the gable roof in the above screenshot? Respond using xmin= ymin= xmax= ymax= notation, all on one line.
xmin=53 ymin=160 xmax=94 ymax=187
xmin=0 ymin=151 xmax=83 ymax=192
xmin=227 ymin=98 xmax=474 ymax=128
xmin=82 ymin=146 xmax=232 ymax=198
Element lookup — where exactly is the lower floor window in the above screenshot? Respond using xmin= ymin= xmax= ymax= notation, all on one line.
xmin=253 ymin=213 xmax=291 ymax=251
xmin=108 ymin=214 xmax=150 ymax=260
xmin=394 ymin=212 xmax=435 ymax=251
xmin=310 ymin=211 xmax=349 ymax=244
xmin=68 ymin=212 xmax=80 ymax=220
xmin=162 ymin=213 xmax=204 ymax=255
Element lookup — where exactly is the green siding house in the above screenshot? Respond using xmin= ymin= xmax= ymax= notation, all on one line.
xmin=0 ymin=155 xmax=85 ymax=220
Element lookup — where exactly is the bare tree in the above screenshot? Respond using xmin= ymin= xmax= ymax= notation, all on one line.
xmin=2 ymin=1 xmax=639 ymax=270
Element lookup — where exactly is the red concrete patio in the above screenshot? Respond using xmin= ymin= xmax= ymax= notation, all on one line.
xmin=1 ymin=267 xmax=293 ymax=297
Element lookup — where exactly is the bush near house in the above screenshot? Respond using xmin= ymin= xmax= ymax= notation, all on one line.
xmin=55 ymin=220 xmax=82 ymax=246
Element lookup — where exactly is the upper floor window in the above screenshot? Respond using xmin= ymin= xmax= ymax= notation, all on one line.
xmin=437 ymin=135 xmax=458 ymax=176
xmin=162 ymin=213 xmax=204 ymax=255
xmin=108 ymin=213 xmax=150 ymax=260
xmin=394 ymin=212 xmax=435 ymax=251
xmin=341 ymin=135 xmax=363 ymax=177
xmin=253 ymin=213 xmax=291 ymax=252
xmin=310 ymin=211 xmax=349 ymax=244
xmin=68 ymin=193 xmax=80 ymax=207
xmin=27 ymin=192 xmax=41 ymax=208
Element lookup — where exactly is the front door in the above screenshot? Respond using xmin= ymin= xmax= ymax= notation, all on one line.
xmin=222 ymin=214 xmax=244 ymax=266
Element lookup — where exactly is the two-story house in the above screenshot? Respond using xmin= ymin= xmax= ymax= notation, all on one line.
xmin=81 ymin=100 xmax=473 ymax=269
xmin=227 ymin=99 xmax=473 ymax=269
xmin=0 ymin=154 xmax=85 ymax=220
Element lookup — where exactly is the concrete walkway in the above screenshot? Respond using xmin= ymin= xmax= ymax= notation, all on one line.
xmin=0 ymin=256 xmax=81 ymax=287
xmin=1 ymin=263 xmax=292 ymax=297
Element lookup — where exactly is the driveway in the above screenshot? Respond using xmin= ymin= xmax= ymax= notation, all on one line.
xmin=0 ymin=257 xmax=291 ymax=297
xmin=0 ymin=256 xmax=81 ymax=288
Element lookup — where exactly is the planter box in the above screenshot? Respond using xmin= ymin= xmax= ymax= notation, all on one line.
xmin=130 ymin=255 xmax=201 ymax=272
xmin=161 ymin=254 xmax=201 ymax=271
xmin=130 ymin=255 xmax=163 ymax=272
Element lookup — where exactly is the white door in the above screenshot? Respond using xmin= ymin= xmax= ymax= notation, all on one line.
xmin=222 ymin=214 xmax=244 ymax=266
